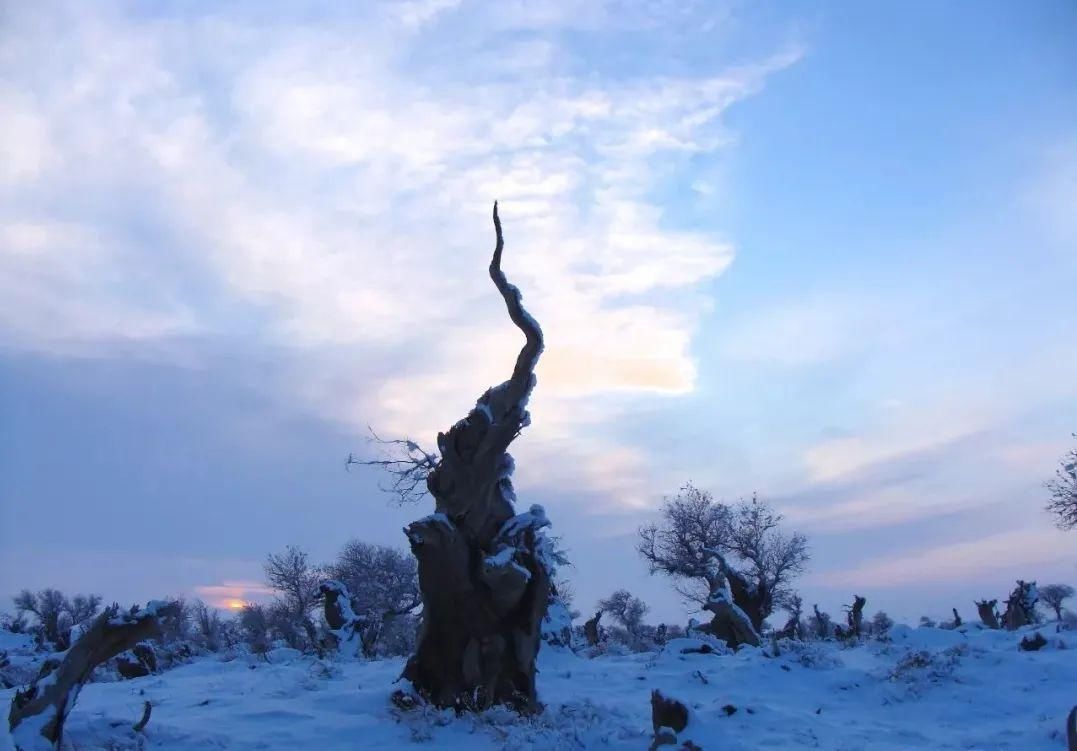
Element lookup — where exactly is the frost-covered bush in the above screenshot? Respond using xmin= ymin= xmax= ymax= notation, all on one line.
xmin=785 ymin=640 xmax=843 ymax=669
xmin=12 ymin=588 xmax=103 ymax=650
xmin=870 ymin=611 xmax=894 ymax=638
xmin=807 ymin=605 xmax=832 ymax=640
xmin=542 ymin=595 xmax=575 ymax=648
xmin=591 ymin=590 xmax=661 ymax=652
xmin=1039 ymin=584 xmax=1073 ymax=622
xmin=887 ymin=644 xmax=966 ymax=697
xmin=0 ymin=611 xmax=28 ymax=634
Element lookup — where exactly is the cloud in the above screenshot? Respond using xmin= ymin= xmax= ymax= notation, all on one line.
xmin=0 ymin=1 xmax=799 ymax=506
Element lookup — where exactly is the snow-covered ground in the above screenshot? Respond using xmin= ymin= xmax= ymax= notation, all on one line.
xmin=4 ymin=625 xmax=1075 ymax=750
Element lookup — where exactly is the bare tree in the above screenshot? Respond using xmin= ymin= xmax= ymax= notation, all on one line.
xmin=363 ymin=204 xmax=556 ymax=712
xmin=191 ymin=600 xmax=223 ymax=651
xmin=597 ymin=590 xmax=648 ymax=638
xmin=263 ymin=545 xmax=322 ymax=650
xmin=347 ymin=428 xmax=439 ymax=506
xmin=776 ymin=594 xmax=805 ymax=639
xmin=843 ymin=595 xmax=866 ymax=638
xmin=870 ymin=611 xmax=893 ymax=636
xmin=1040 ymin=584 xmax=1074 ymax=621
xmin=13 ymin=589 xmax=102 ymax=650
xmin=638 ymin=484 xmax=808 ymax=632
xmin=1045 ymin=435 xmax=1077 ymax=530
xmin=808 ymin=604 xmax=832 ymax=639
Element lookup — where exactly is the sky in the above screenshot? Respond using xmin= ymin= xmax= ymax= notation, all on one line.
xmin=1 ymin=0 xmax=1075 ymax=625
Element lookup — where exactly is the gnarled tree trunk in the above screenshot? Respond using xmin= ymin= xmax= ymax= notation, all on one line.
xmin=401 ymin=203 xmax=553 ymax=712
xmin=8 ymin=602 xmax=176 ymax=750
xmin=697 ymin=550 xmax=762 ymax=649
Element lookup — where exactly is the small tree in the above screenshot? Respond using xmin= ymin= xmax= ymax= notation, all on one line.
xmin=808 ymin=604 xmax=832 ymax=640
xmin=324 ymin=540 xmax=420 ymax=656
xmin=1045 ymin=435 xmax=1076 ymax=530
xmin=13 ymin=589 xmax=102 ymax=650
xmin=191 ymin=599 xmax=223 ymax=651
xmin=597 ymin=590 xmax=648 ymax=638
xmin=638 ymin=484 xmax=808 ymax=631
xmin=777 ymin=594 xmax=806 ymax=639
xmin=263 ymin=545 xmax=322 ymax=650
xmin=1039 ymin=583 xmax=1073 ymax=621
xmin=870 ymin=611 xmax=894 ymax=636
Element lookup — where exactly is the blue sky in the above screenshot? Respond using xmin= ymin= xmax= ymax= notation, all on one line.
xmin=1 ymin=0 xmax=1074 ymax=622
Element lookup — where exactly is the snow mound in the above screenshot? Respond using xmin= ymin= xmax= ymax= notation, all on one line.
xmin=888 ymin=624 xmax=966 ymax=650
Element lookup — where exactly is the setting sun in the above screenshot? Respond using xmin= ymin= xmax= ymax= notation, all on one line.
xmin=226 ymin=599 xmax=246 ymax=611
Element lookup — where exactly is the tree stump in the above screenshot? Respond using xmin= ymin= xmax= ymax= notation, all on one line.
xmin=401 ymin=204 xmax=554 ymax=712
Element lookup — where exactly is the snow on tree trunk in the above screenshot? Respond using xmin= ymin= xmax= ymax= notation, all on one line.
xmin=320 ymin=580 xmax=373 ymax=657
xmin=7 ymin=601 xmax=176 ymax=751
xmin=697 ymin=550 xmax=761 ymax=649
xmin=400 ymin=204 xmax=553 ymax=712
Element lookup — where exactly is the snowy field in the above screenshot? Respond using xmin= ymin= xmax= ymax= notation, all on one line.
xmin=4 ymin=624 xmax=1075 ymax=750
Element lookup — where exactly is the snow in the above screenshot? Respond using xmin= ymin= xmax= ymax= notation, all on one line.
xmin=3 ymin=623 xmax=1074 ymax=750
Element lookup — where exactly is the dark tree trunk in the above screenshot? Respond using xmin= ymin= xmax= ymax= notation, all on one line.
xmin=584 ymin=611 xmax=603 ymax=647
xmin=1002 ymin=581 xmax=1037 ymax=630
xmin=8 ymin=602 xmax=176 ymax=750
xmin=401 ymin=204 xmax=553 ymax=713
xmin=846 ymin=595 xmax=866 ymax=637
xmin=975 ymin=599 xmax=1000 ymax=629
xmin=951 ymin=608 xmax=962 ymax=628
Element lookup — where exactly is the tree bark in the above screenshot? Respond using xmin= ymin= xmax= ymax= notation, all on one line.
xmin=8 ymin=601 xmax=176 ymax=750
xmin=401 ymin=203 xmax=552 ymax=712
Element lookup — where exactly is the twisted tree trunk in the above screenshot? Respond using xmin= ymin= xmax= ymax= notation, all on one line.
xmin=697 ymin=550 xmax=762 ymax=649
xmin=8 ymin=602 xmax=176 ymax=750
xmin=401 ymin=203 xmax=553 ymax=712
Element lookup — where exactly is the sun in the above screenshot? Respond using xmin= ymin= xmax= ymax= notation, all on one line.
xmin=225 ymin=599 xmax=246 ymax=611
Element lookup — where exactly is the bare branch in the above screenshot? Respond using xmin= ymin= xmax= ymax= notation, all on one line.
xmin=347 ymin=427 xmax=439 ymax=506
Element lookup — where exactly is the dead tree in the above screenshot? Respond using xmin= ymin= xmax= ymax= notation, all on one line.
xmin=975 ymin=599 xmax=1001 ymax=629
xmin=776 ymin=595 xmax=805 ymax=640
xmin=951 ymin=608 xmax=962 ymax=628
xmin=844 ymin=595 xmax=866 ymax=637
xmin=584 ymin=611 xmax=604 ymax=647
xmin=812 ymin=604 xmax=832 ymax=639
xmin=1002 ymin=580 xmax=1038 ymax=630
xmin=398 ymin=203 xmax=555 ymax=712
xmin=8 ymin=601 xmax=177 ymax=750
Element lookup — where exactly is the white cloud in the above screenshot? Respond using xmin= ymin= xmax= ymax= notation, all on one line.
xmin=0 ymin=1 xmax=798 ymax=507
